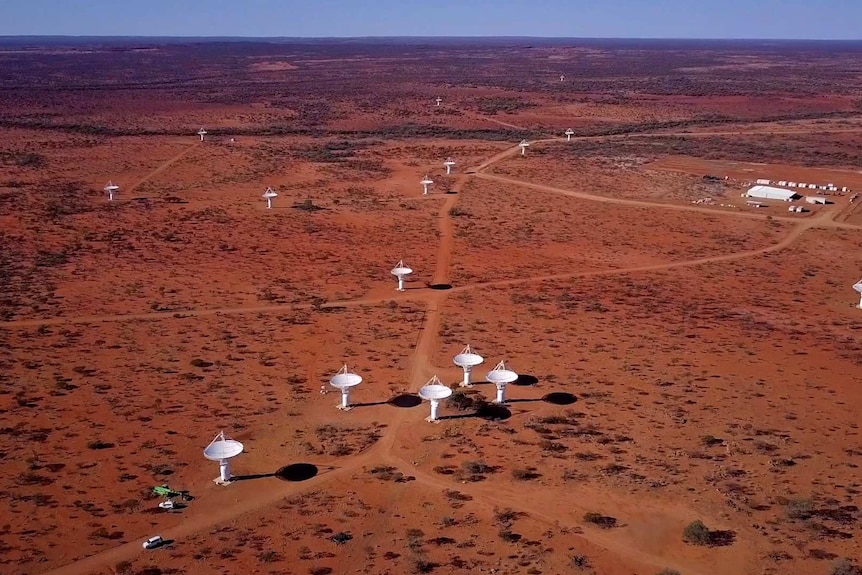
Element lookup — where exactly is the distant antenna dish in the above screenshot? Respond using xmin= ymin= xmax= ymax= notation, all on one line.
xmin=560 ymin=74 xmax=565 ymax=82
xmin=854 ymin=279 xmax=862 ymax=308
xmin=104 ymin=180 xmax=120 ymax=201
xmin=564 ymin=128 xmax=574 ymax=142
xmin=519 ymin=140 xmax=530 ymax=156
xmin=262 ymin=187 xmax=278 ymax=209
xmin=486 ymin=360 xmax=519 ymax=404
xmin=420 ymin=175 xmax=434 ymax=195
xmin=391 ymin=260 xmax=413 ymax=291
xmin=418 ymin=376 xmax=453 ymax=422
xmin=203 ymin=431 xmax=244 ymax=485
xmin=435 ymin=97 xmax=443 ymax=107
xmin=444 ymin=157 xmax=456 ymax=175
xmin=197 ymin=127 xmax=207 ymax=141
xmin=330 ymin=364 xmax=362 ymax=411
xmin=453 ymin=345 xmax=484 ymax=387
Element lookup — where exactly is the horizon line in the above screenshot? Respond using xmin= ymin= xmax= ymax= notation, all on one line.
xmin=1 ymin=35 xmax=861 ymax=42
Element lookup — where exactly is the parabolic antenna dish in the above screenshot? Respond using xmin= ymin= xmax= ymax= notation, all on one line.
xmin=330 ymin=372 xmax=362 ymax=390
xmin=454 ymin=352 xmax=484 ymax=369
xmin=487 ymin=361 xmax=518 ymax=385
xmin=262 ymin=188 xmax=278 ymax=199
xmin=421 ymin=177 xmax=433 ymax=184
xmin=419 ymin=383 xmax=453 ymax=401
xmin=854 ymin=280 xmax=862 ymax=294
xmin=391 ymin=261 xmax=413 ymax=277
xmin=203 ymin=431 xmax=244 ymax=461
xmin=519 ymin=139 xmax=530 ymax=146
xmin=104 ymin=183 xmax=119 ymax=191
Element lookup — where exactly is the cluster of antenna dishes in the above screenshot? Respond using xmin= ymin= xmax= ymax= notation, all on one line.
xmin=420 ymin=175 xmax=434 ymax=195
xmin=104 ymin=181 xmax=120 ymax=201
xmin=203 ymin=431 xmax=244 ymax=485
xmin=854 ymin=279 xmax=862 ymax=308
xmin=330 ymin=364 xmax=363 ymax=410
xmin=391 ymin=260 xmax=413 ymax=291
xmin=444 ymin=157 xmax=456 ymax=175
xmin=565 ymin=128 xmax=575 ymax=142
xmin=519 ymin=140 xmax=530 ymax=156
xmin=262 ymin=187 xmax=278 ymax=209
xmin=197 ymin=128 xmax=207 ymax=142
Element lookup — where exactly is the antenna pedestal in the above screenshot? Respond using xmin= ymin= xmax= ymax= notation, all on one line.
xmin=566 ymin=135 xmax=571 ymax=142
xmin=493 ymin=383 xmax=508 ymax=404
xmin=460 ymin=366 xmax=473 ymax=388
xmin=337 ymin=389 xmax=353 ymax=411
xmin=397 ymin=277 xmax=405 ymax=291
xmin=427 ymin=399 xmax=441 ymax=423
xmin=858 ymin=293 xmax=862 ymax=309
xmin=266 ymin=198 xmax=272 ymax=209
xmin=446 ymin=166 xmax=451 ymax=174
xmin=215 ymin=459 xmax=232 ymax=485
xmin=521 ymin=148 xmax=526 ymax=156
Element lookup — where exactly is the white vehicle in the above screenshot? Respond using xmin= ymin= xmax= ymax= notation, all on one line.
xmin=158 ymin=500 xmax=175 ymax=510
xmin=142 ymin=535 xmax=164 ymax=550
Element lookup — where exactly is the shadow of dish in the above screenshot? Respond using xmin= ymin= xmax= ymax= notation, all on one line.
xmin=512 ymin=374 xmax=539 ymax=386
xmin=352 ymin=394 xmax=422 ymax=409
xmin=543 ymin=392 xmax=577 ymax=405
xmin=428 ymin=283 xmax=453 ymax=291
xmin=275 ymin=463 xmax=319 ymax=482
xmin=508 ymin=392 xmax=577 ymax=405
xmin=441 ymin=403 xmax=512 ymax=421
xmin=232 ymin=472 xmax=275 ymax=481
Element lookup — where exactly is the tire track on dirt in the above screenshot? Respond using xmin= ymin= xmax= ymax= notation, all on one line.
xmin=126 ymin=141 xmax=200 ymax=195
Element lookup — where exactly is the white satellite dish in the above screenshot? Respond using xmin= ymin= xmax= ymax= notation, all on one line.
xmin=418 ymin=376 xmax=453 ymax=422
xmin=853 ymin=279 xmax=862 ymax=308
xmin=444 ymin=157 xmax=456 ymax=175
xmin=519 ymin=140 xmax=530 ymax=156
xmin=435 ymin=97 xmax=443 ymax=107
xmin=565 ymin=128 xmax=575 ymax=142
xmin=104 ymin=181 xmax=120 ymax=201
xmin=453 ymin=344 xmax=484 ymax=387
xmin=486 ymin=360 xmax=519 ymax=404
xmin=203 ymin=431 xmax=244 ymax=485
xmin=330 ymin=364 xmax=362 ymax=410
xmin=391 ymin=260 xmax=413 ymax=291
xmin=197 ymin=127 xmax=207 ymax=141
xmin=262 ymin=187 xmax=278 ymax=209
xmin=420 ymin=175 xmax=434 ymax=195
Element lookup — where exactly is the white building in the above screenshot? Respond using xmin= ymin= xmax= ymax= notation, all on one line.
xmin=746 ymin=185 xmax=800 ymax=202
xmin=755 ymin=178 xmax=771 ymax=185
xmin=806 ymin=196 xmax=828 ymax=204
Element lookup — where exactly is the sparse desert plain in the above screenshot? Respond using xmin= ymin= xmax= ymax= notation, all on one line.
xmin=1 ymin=38 xmax=862 ymax=575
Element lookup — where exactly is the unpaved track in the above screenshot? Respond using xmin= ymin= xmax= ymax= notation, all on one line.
xmin=126 ymin=141 xmax=199 ymax=195
xmin=35 ymin=117 xmax=861 ymax=575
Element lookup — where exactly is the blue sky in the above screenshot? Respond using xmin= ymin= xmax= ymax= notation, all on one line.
xmin=2 ymin=0 xmax=861 ymax=39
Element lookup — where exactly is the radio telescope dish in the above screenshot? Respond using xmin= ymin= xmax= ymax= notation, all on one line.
xmin=391 ymin=260 xmax=413 ymax=291
xmin=418 ymin=376 xmax=453 ymax=422
xmin=453 ymin=345 xmax=484 ymax=387
xmin=486 ymin=360 xmax=519 ymax=404
xmin=854 ymin=279 xmax=862 ymax=308
xmin=444 ymin=157 xmax=456 ymax=175
xmin=104 ymin=181 xmax=120 ymax=201
xmin=519 ymin=139 xmax=530 ymax=156
xmin=420 ymin=175 xmax=434 ymax=195
xmin=564 ymin=128 xmax=575 ymax=142
xmin=203 ymin=431 xmax=244 ymax=485
xmin=330 ymin=364 xmax=362 ymax=410
xmin=262 ymin=187 xmax=278 ymax=209
xmin=197 ymin=127 xmax=207 ymax=141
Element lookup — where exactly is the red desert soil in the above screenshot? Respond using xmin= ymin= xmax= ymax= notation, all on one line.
xmin=1 ymin=39 xmax=862 ymax=575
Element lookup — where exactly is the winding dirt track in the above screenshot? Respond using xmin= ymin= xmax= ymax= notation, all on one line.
xmin=32 ymin=117 xmax=861 ymax=575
